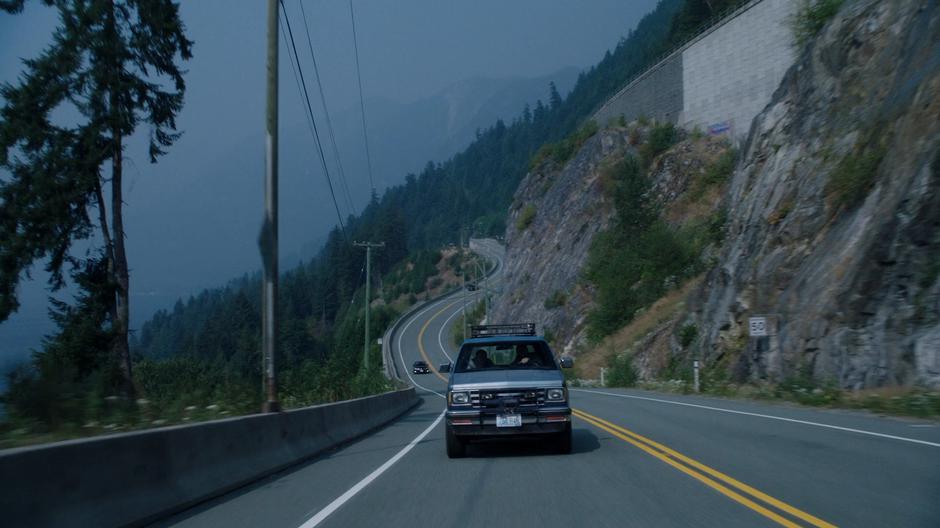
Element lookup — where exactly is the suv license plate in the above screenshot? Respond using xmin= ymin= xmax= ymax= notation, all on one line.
xmin=496 ymin=414 xmax=522 ymax=428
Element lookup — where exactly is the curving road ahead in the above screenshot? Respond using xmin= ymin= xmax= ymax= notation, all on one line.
xmin=157 ymin=239 xmax=940 ymax=528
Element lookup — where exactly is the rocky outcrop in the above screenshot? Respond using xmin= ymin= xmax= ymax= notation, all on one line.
xmin=492 ymin=127 xmax=731 ymax=355
xmin=495 ymin=1 xmax=939 ymax=390
xmin=491 ymin=130 xmax=624 ymax=353
xmin=689 ymin=0 xmax=940 ymax=389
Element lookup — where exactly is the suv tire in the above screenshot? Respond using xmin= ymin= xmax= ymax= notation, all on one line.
xmin=556 ymin=422 xmax=572 ymax=454
xmin=446 ymin=425 xmax=466 ymax=458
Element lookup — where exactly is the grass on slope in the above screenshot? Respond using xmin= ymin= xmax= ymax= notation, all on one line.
xmin=576 ymin=276 xmax=703 ymax=380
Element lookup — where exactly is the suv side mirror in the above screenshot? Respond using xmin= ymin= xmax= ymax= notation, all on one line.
xmin=559 ymin=356 xmax=574 ymax=369
xmin=439 ymin=363 xmax=451 ymax=373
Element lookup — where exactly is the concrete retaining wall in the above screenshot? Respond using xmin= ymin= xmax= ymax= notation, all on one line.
xmin=593 ymin=53 xmax=683 ymax=126
xmin=0 ymin=387 xmax=418 ymax=528
xmin=592 ymin=0 xmax=797 ymax=140
xmin=679 ymin=0 xmax=796 ymax=137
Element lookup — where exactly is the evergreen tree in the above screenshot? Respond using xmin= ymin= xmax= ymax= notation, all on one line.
xmin=44 ymin=254 xmax=117 ymax=382
xmin=669 ymin=0 xmax=746 ymax=45
xmin=3 ymin=252 xmax=116 ymax=427
xmin=548 ymin=81 xmax=563 ymax=111
xmin=0 ymin=0 xmax=193 ymax=394
xmin=533 ymin=99 xmax=547 ymax=125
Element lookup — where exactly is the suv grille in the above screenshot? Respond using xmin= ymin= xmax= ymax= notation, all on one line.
xmin=468 ymin=388 xmax=545 ymax=410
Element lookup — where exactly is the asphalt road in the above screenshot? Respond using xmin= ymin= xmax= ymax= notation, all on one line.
xmin=157 ymin=239 xmax=940 ymax=528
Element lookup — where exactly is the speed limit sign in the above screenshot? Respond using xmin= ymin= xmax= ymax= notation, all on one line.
xmin=748 ymin=317 xmax=768 ymax=337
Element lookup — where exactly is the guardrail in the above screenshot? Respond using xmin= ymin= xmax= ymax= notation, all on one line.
xmin=381 ymin=293 xmax=447 ymax=381
xmin=1 ymin=242 xmax=501 ymax=528
xmin=0 ymin=387 xmax=418 ymax=528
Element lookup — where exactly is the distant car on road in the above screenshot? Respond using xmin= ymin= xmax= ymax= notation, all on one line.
xmin=412 ymin=360 xmax=430 ymax=375
xmin=464 ymin=282 xmax=478 ymax=291
xmin=439 ymin=323 xmax=573 ymax=458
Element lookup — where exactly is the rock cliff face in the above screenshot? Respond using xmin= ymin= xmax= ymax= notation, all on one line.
xmin=492 ymin=127 xmax=730 ymax=355
xmin=491 ymin=130 xmax=623 ymax=354
xmin=690 ymin=0 xmax=940 ymax=388
xmin=493 ymin=0 xmax=939 ymax=389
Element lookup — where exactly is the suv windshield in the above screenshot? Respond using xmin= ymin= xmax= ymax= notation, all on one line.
xmin=454 ymin=341 xmax=556 ymax=372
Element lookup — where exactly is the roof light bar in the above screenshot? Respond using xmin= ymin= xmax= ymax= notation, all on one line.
xmin=470 ymin=323 xmax=536 ymax=338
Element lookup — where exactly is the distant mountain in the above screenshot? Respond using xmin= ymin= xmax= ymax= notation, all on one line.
xmin=329 ymin=67 xmax=581 ymax=188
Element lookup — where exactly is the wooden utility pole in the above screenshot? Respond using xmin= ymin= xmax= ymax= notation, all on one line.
xmin=260 ymin=0 xmax=280 ymax=413
xmin=460 ymin=231 xmax=468 ymax=341
xmin=355 ymin=241 xmax=384 ymax=371
xmin=476 ymin=258 xmax=489 ymax=321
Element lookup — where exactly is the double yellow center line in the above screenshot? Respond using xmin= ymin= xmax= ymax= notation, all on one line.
xmin=572 ymin=409 xmax=837 ymax=528
xmin=415 ymin=302 xmax=832 ymax=526
xmin=416 ymin=300 xmax=459 ymax=382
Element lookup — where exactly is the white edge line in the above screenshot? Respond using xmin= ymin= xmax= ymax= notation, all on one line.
xmin=396 ymin=298 xmax=449 ymax=398
xmin=393 ymin=242 xmax=502 ymax=395
xmin=297 ymin=411 xmax=446 ymax=528
xmin=573 ymin=389 xmax=940 ymax=448
xmin=299 ymin=245 xmax=502 ymax=527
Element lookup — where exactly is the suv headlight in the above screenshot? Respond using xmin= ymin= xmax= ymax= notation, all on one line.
xmin=449 ymin=391 xmax=470 ymax=405
xmin=546 ymin=388 xmax=566 ymax=402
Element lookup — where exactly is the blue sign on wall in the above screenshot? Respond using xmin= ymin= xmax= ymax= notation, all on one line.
xmin=708 ymin=121 xmax=732 ymax=135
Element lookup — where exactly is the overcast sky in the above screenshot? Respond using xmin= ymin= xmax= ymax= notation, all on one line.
xmin=0 ymin=0 xmax=659 ymax=360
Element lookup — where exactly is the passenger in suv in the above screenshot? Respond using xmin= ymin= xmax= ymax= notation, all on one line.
xmin=441 ymin=324 xmax=573 ymax=458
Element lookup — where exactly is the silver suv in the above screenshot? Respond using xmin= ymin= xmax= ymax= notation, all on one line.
xmin=440 ymin=324 xmax=573 ymax=458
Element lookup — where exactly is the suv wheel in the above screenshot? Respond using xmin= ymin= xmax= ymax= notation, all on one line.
xmin=556 ymin=422 xmax=572 ymax=454
xmin=446 ymin=425 xmax=466 ymax=458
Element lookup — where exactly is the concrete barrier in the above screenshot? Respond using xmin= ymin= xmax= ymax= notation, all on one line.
xmin=0 ymin=387 xmax=418 ymax=528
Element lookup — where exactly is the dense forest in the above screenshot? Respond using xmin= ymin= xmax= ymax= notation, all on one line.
xmin=2 ymin=0 xmax=752 ymax=442
xmin=131 ymin=0 xmax=691 ymax=390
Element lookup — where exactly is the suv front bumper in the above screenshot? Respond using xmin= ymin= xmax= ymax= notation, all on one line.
xmin=446 ymin=407 xmax=571 ymax=437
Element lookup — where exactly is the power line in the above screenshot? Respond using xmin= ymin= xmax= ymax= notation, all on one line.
xmin=279 ymin=5 xmax=348 ymax=230
xmin=278 ymin=0 xmax=348 ymax=241
xmin=348 ymin=0 xmax=377 ymax=193
xmin=279 ymin=3 xmax=347 ymax=233
xmin=297 ymin=0 xmax=356 ymax=217
xmin=279 ymin=18 xmax=321 ymax=168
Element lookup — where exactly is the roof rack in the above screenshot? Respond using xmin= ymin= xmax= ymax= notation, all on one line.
xmin=470 ymin=323 xmax=536 ymax=339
